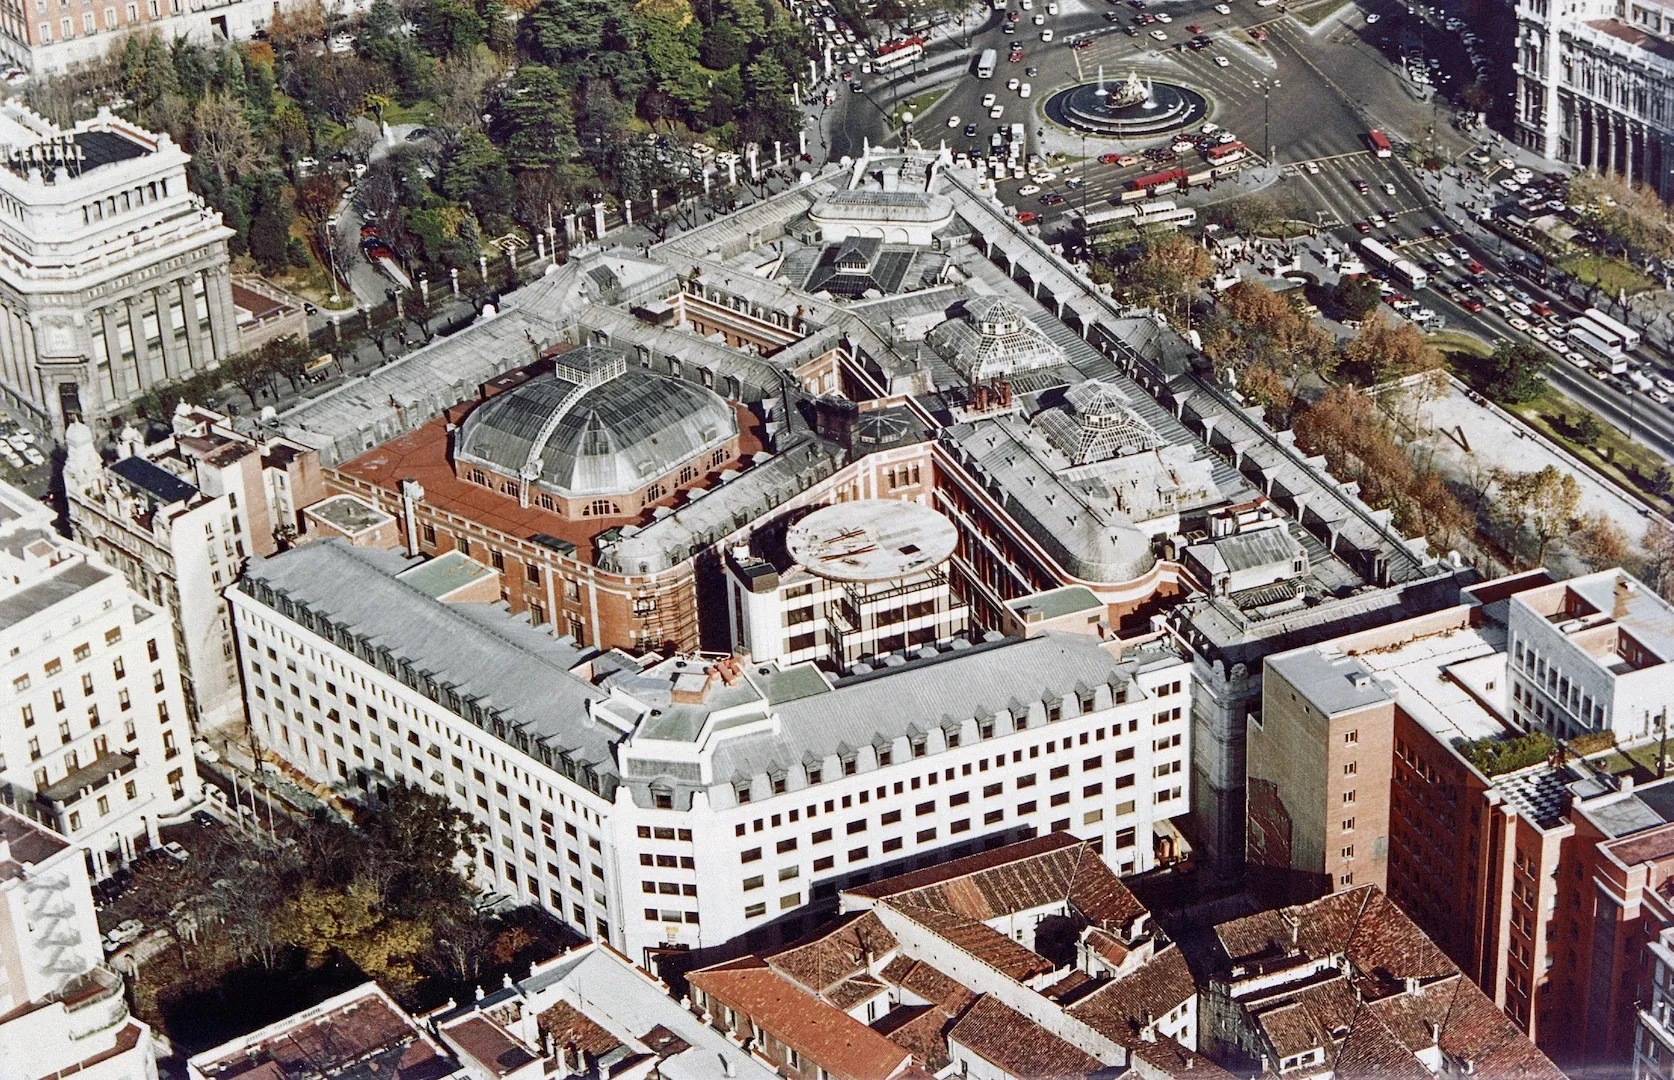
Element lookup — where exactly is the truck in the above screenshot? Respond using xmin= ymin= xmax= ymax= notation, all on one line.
xmin=976 ymin=48 xmax=997 ymax=78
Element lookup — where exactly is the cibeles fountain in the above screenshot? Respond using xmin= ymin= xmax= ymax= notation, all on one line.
xmin=1046 ymin=66 xmax=1207 ymax=138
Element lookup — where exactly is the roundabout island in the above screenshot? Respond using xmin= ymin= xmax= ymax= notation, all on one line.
xmin=1045 ymin=68 xmax=1207 ymax=139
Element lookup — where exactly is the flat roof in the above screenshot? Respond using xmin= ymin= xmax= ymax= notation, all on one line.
xmin=785 ymin=499 xmax=957 ymax=583
xmin=303 ymin=494 xmax=394 ymax=535
xmin=396 ymin=551 xmax=498 ymax=599
xmin=1345 ymin=621 xmax=1511 ymax=746
xmin=1006 ymin=585 xmax=1102 ymax=622
xmin=1265 ymin=647 xmax=1391 ymax=717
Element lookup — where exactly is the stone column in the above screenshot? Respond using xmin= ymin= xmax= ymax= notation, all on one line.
xmin=101 ymin=308 xmax=130 ymax=402
xmin=125 ymin=296 xmax=155 ymax=389
xmin=182 ymin=275 xmax=211 ymax=372
xmin=153 ymin=286 xmax=182 ymax=380
xmin=204 ymin=268 xmax=235 ymax=364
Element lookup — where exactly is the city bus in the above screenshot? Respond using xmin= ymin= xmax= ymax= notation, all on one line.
xmin=1580 ymin=307 xmax=1641 ymax=351
xmin=1368 ymin=129 xmax=1392 ymax=158
xmin=874 ymin=37 xmax=925 ymax=71
xmin=1205 ymin=141 xmax=1247 ymax=165
xmin=1134 ymin=200 xmax=1197 ymax=229
xmin=976 ymin=48 xmax=997 ymax=78
xmin=1124 ymin=166 xmax=1190 ymax=199
xmin=1568 ymin=322 xmax=1629 ymax=372
xmin=1359 ymin=236 xmax=1428 ymax=290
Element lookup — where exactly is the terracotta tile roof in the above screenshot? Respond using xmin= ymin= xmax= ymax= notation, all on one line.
xmin=537 ymin=999 xmax=623 ymax=1058
xmin=1214 ymin=889 xmax=1565 ymax=1080
xmin=892 ymin=906 xmax=1057 ymax=983
xmin=827 ymin=976 xmax=888 ymax=1012
xmin=769 ymin=911 xmax=899 ymax=994
xmin=1066 ymin=946 xmax=1196 ymax=1044
xmin=845 ymin=834 xmax=1083 ymax=902
xmin=946 ymin=996 xmax=1106 ymax=1080
xmin=689 ymin=961 xmax=911 ymax=1080
xmin=1127 ymin=1035 xmax=1239 ymax=1080
xmin=440 ymin=1016 xmax=535 ymax=1078
xmin=883 ymin=959 xmax=978 ymax=1014
xmin=853 ymin=835 xmax=1145 ymax=935
xmin=1215 ymin=887 xmax=1451 ymax=983
xmin=1041 ymin=969 xmax=1098 ymax=1005
xmin=871 ymin=1004 xmax=957 ymax=1070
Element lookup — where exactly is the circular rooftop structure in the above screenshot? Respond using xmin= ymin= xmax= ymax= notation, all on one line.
xmin=455 ymin=345 xmax=737 ymax=499
xmin=787 ymin=500 xmax=958 ymax=583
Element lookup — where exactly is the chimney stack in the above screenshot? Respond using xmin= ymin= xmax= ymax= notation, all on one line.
xmin=1615 ymin=576 xmax=1634 ymax=620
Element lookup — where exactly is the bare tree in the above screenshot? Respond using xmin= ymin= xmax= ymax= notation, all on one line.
xmin=190 ymin=93 xmax=261 ymax=186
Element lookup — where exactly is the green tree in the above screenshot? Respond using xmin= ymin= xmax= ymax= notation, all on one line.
xmin=419 ymin=0 xmax=486 ymax=57
xmin=500 ymin=65 xmax=579 ymax=170
xmin=225 ymin=348 xmax=273 ymax=407
xmin=1573 ymin=411 xmax=1605 ymax=449
xmin=247 ymin=172 xmax=294 ymax=274
xmin=1480 ymin=340 xmax=1548 ymax=403
xmin=441 ymin=129 xmax=514 ymax=221
xmin=261 ymin=336 xmax=312 ymax=392
xmin=1333 ymin=275 xmax=1383 ymax=321
xmin=1502 ymin=464 xmax=1582 ymax=566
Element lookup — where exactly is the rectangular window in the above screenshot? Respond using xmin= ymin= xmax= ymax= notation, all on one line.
xmin=740 ymin=847 xmax=761 ymax=863
xmin=881 ymin=809 xmax=901 ymax=825
xmin=916 ymin=827 xmax=936 ymax=843
xmin=848 ymin=846 xmax=868 ymax=862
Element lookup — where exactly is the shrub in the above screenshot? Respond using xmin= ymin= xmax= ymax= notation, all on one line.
xmin=1460 ymin=731 xmax=1555 ymax=776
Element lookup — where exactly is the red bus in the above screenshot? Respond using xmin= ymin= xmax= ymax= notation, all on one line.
xmin=1127 ymin=167 xmax=1189 ymax=193
xmin=1368 ymin=129 xmax=1392 ymax=157
xmin=874 ymin=36 xmax=926 ymax=70
xmin=1206 ymin=141 xmax=1246 ymax=164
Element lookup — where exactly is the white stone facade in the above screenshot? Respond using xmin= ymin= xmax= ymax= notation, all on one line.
xmin=0 ymin=478 xmax=199 ymax=877
xmin=0 ymin=806 xmax=157 ymax=1080
xmin=226 ymin=542 xmax=1193 ymax=968
xmin=1514 ymin=0 xmax=1674 ymax=195
xmin=0 ymin=103 xmax=237 ymax=434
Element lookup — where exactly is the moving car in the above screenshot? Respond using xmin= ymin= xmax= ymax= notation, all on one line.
xmin=1213 ymin=54 xmax=1229 ymax=65
xmin=1149 ymin=28 xmax=1166 ymax=39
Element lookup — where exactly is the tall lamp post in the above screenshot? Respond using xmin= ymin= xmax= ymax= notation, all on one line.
xmin=1254 ymin=77 xmax=1280 ymax=166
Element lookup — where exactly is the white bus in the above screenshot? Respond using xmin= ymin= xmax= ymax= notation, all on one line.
xmin=1568 ymin=321 xmax=1629 ymax=372
xmin=976 ymin=48 xmax=997 ymax=78
xmin=1580 ymin=307 xmax=1640 ymax=352
xmin=874 ymin=37 xmax=925 ymax=71
xmin=1358 ymin=236 xmax=1428 ymax=291
xmin=1135 ymin=202 xmax=1197 ymax=229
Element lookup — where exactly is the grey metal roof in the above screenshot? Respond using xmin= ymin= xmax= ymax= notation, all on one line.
xmin=707 ymin=632 xmax=1164 ymax=784
xmin=1188 ymin=528 xmax=1304 ymax=576
xmin=239 ymin=541 xmax=621 ymax=786
xmin=811 ymin=189 xmax=954 ymax=223
xmin=454 ymin=346 xmax=736 ymax=499
xmin=0 ymin=557 xmax=109 ymax=633
xmin=1264 ymin=647 xmax=1391 ymax=717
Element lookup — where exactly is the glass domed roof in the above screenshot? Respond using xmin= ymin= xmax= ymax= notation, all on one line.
xmin=455 ymin=345 xmax=737 ymax=499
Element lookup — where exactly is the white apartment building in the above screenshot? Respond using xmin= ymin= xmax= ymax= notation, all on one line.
xmin=0 ymin=806 xmax=158 ymax=1080
xmin=0 ymin=478 xmax=199 ymax=877
xmin=65 ymin=404 xmax=323 ymax=729
xmin=227 ymin=539 xmax=1194 ymax=970
xmin=0 ymin=103 xmax=237 ymax=435
xmin=1505 ymin=569 xmax=1674 ymax=741
xmin=724 ymin=498 xmax=970 ymax=671
xmin=1514 ymin=0 xmax=1674 ymax=194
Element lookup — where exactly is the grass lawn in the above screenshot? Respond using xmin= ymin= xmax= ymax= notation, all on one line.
xmin=380 ymin=100 xmax=439 ymax=127
xmin=893 ymin=89 xmax=947 ymax=126
xmin=1292 ymin=0 xmax=1351 ymax=27
xmin=1556 ymin=252 xmax=1656 ymax=296
xmin=1507 ymin=384 xmax=1674 ymax=515
xmin=1427 ymin=332 xmax=1494 ymax=359
xmin=1595 ymin=741 xmax=1673 ymax=781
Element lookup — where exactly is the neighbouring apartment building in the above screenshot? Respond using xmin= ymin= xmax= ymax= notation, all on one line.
xmin=1637 ymin=924 xmax=1674 ymax=1080
xmin=227 ymin=537 xmax=1194 ymax=968
xmin=0 ymin=805 xmax=158 ymax=1080
xmin=0 ymin=103 xmax=238 ymax=435
xmin=1514 ymin=0 xmax=1674 ymax=196
xmin=1203 ymin=885 xmax=1565 ymax=1080
xmin=687 ymin=834 xmax=1225 ymax=1080
xmin=0 ymin=478 xmax=198 ymax=877
xmin=1243 ymin=566 xmax=1674 ymax=1071
xmin=63 ymin=403 xmax=322 ymax=729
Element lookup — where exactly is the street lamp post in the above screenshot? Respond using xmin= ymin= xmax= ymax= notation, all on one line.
xmin=1253 ymin=78 xmax=1280 ymax=166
